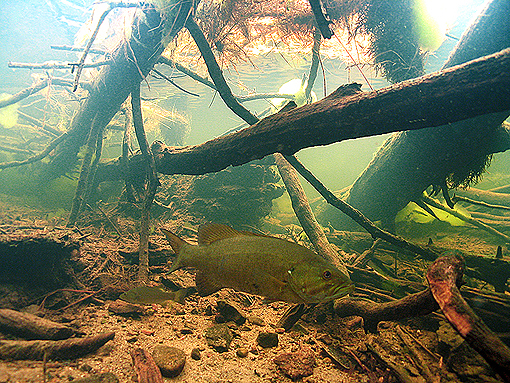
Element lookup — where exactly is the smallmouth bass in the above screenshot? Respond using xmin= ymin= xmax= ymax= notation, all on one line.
xmin=162 ymin=223 xmax=353 ymax=304
xmin=120 ymin=285 xmax=194 ymax=305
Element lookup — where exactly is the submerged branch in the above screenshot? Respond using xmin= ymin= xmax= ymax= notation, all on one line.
xmin=72 ymin=4 xmax=114 ymax=91
xmin=0 ymin=78 xmax=75 ymax=109
xmin=185 ymin=18 xmax=259 ymax=126
xmin=427 ymin=252 xmax=510 ymax=381
xmin=0 ymin=332 xmax=115 ymax=360
xmin=151 ymin=48 xmax=510 ymax=175
xmin=8 ymin=61 xmax=111 ymax=70
xmin=452 ymin=194 xmax=510 ymax=211
xmin=284 ymin=155 xmax=439 ymax=261
xmin=422 ymin=194 xmax=510 ymax=243
xmin=131 ymin=84 xmax=159 ymax=283
xmin=157 ymin=56 xmax=294 ymax=103
xmin=0 ymin=132 xmax=69 ymax=170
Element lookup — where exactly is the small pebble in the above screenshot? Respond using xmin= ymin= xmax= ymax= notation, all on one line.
xmin=256 ymin=332 xmax=278 ymax=348
xmin=236 ymin=347 xmax=249 ymax=358
xmin=215 ymin=301 xmax=246 ymax=325
xmin=205 ymin=324 xmax=233 ymax=352
xmin=191 ymin=348 xmax=201 ymax=360
xmin=247 ymin=315 xmax=265 ymax=326
xmin=274 ymin=346 xmax=316 ymax=380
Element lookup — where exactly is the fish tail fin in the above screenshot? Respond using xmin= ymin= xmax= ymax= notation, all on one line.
xmin=161 ymin=228 xmax=190 ymax=272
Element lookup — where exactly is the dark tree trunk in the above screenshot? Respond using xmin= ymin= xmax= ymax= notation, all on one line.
xmin=332 ymin=0 xmax=510 ymax=229
xmin=46 ymin=1 xmax=194 ymax=177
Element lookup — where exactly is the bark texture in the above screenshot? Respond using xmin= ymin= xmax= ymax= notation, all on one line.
xmin=146 ymin=49 xmax=510 ymax=176
xmin=47 ymin=1 xmax=194 ymax=176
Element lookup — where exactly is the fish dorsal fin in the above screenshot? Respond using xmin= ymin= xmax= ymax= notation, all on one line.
xmin=198 ymin=223 xmax=260 ymax=245
xmin=195 ymin=271 xmax=223 ymax=296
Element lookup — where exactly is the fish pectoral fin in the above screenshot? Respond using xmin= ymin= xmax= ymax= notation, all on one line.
xmin=195 ymin=271 xmax=223 ymax=296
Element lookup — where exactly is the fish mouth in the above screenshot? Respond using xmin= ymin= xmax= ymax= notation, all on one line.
xmin=291 ymin=282 xmax=354 ymax=304
xmin=327 ymin=283 xmax=354 ymax=301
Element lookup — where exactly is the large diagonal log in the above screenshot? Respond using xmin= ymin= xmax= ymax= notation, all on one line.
xmin=143 ymin=48 xmax=510 ymax=176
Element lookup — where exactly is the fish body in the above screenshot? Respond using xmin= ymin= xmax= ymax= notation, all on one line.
xmin=120 ymin=286 xmax=191 ymax=305
xmin=162 ymin=224 xmax=353 ymax=304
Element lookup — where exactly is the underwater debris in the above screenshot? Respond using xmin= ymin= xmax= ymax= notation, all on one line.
xmin=0 ymin=308 xmax=80 ymax=341
xmin=0 ymin=331 xmax=115 ymax=361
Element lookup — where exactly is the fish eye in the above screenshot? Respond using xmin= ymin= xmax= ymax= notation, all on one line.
xmin=322 ymin=270 xmax=332 ymax=280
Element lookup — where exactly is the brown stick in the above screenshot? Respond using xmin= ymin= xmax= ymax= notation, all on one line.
xmin=0 ymin=332 xmax=115 ymax=360
xmin=0 ymin=309 xmax=78 ymax=340
xmin=131 ymin=83 xmax=159 ymax=283
xmin=334 ymin=288 xmax=438 ymax=333
xmin=427 ymin=252 xmax=510 ymax=382
xmin=131 ymin=348 xmax=164 ymax=383
xmin=275 ymin=153 xmax=347 ymax=274
xmin=0 ymin=132 xmax=69 ymax=170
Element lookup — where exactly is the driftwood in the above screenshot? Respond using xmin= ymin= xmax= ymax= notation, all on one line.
xmin=147 ymin=48 xmax=510 ymax=176
xmin=131 ymin=348 xmax=164 ymax=383
xmin=275 ymin=154 xmax=347 ymax=273
xmin=0 ymin=331 xmax=115 ymax=360
xmin=427 ymin=253 xmax=510 ymax=382
xmin=94 ymin=45 xmax=510 ymax=183
xmin=0 ymin=309 xmax=79 ymax=340
xmin=334 ymin=288 xmax=438 ymax=333
xmin=341 ymin=0 xmax=510 ymax=228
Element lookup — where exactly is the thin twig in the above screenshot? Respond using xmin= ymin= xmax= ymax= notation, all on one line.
xmin=422 ymin=194 xmax=510 ymax=243
xmin=305 ymin=28 xmax=321 ymax=100
xmin=131 ymin=83 xmax=159 ymax=283
xmin=0 ymin=145 xmax=34 ymax=155
xmin=0 ymin=132 xmax=69 ymax=170
xmin=284 ymin=155 xmax=440 ymax=261
xmin=58 ymin=286 xmax=109 ymax=312
xmin=158 ymin=56 xmax=294 ymax=103
xmin=8 ymin=61 xmax=111 ymax=70
xmin=452 ymin=194 xmax=510 ymax=211
xmin=73 ymin=4 xmax=114 ymax=91
xmin=86 ymin=203 xmax=123 ymax=237
xmin=152 ymin=68 xmax=200 ymax=96
xmin=67 ymin=114 xmax=103 ymax=226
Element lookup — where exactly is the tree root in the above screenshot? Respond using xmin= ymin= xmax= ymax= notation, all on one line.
xmin=427 ymin=252 xmax=510 ymax=382
xmin=0 ymin=309 xmax=80 ymax=340
xmin=0 ymin=332 xmax=115 ymax=360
